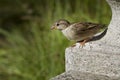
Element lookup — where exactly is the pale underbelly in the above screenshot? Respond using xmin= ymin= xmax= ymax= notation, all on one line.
xmin=66 ymin=35 xmax=86 ymax=41
xmin=62 ymin=29 xmax=86 ymax=41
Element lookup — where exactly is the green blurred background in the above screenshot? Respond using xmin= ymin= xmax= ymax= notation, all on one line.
xmin=0 ymin=0 xmax=111 ymax=80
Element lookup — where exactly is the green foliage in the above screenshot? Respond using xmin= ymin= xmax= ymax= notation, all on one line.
xmin=0 ymin=0 xmax=111 ymax=80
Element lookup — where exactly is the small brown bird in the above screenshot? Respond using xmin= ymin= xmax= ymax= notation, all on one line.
xmin=51 ymin=19 xmax=107 ymax=47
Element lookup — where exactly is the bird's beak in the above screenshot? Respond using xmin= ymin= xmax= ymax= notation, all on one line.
xmin=51 ymin=26 xmax=57 ymax=30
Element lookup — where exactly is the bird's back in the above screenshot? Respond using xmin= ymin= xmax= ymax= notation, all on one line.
xmin=61 ymin=21 xmax=107 ymax=42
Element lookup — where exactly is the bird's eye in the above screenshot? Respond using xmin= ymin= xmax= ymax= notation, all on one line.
xmin=56 ymin=23 xmax=59 ymax=26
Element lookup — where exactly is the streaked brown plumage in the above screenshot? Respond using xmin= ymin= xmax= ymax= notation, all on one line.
xmin=51 ymin=19 xmax=107 ymax=47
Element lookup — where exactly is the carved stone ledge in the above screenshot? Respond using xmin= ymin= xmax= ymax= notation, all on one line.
xmin=51 ymin=0 xmax=120 ymax=79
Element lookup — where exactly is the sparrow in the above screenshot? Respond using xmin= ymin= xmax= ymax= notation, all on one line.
xmin=51 ymin=19 xmax=107 ymax=47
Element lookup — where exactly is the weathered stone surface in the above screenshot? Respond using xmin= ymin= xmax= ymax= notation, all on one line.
xmin=66 ymin=0 xmax=120 ymax=77
xmin=65 ymin=44 xmax=120 ymax=77
xmin=51 ymin=0 xmax=120 ymax=80
xmin=104 ymin=0 xmax=120 ymax=46
xmin=51 ymin=71 xmax=119 ymax=80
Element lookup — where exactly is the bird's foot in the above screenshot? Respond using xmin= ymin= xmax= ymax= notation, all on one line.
xmin=78 ymin=39 xmax=88 ymax=48
xmin=78 ymin=38 xmax=91 ymax=48
xmin=79 ymin=41 xmax=86 ymax=48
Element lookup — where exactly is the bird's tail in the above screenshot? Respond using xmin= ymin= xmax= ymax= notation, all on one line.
xmin=90 ymin=27 xmax=108 ymax=41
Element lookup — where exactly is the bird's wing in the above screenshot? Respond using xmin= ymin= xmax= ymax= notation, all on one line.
xmin=72 ymin=22 xmax=97 ymax=31
xmin=72 ymin=22 xmax=106 ymax=34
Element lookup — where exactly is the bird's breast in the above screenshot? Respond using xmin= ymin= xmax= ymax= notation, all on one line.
xmin=62 ymin=26 xmax=76 ymax=40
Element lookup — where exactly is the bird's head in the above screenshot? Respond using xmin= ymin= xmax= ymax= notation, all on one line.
xmin=51 ymin=19 xmax=70 ymax=31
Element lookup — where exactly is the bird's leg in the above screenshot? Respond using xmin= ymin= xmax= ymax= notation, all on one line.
xmin=79 ymin=40 xmax=87 ymax=47
xmin=78 ymin=38 xmax=90 ymax=48
xmin=71 ymin=38 xmax=91 ymax=48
